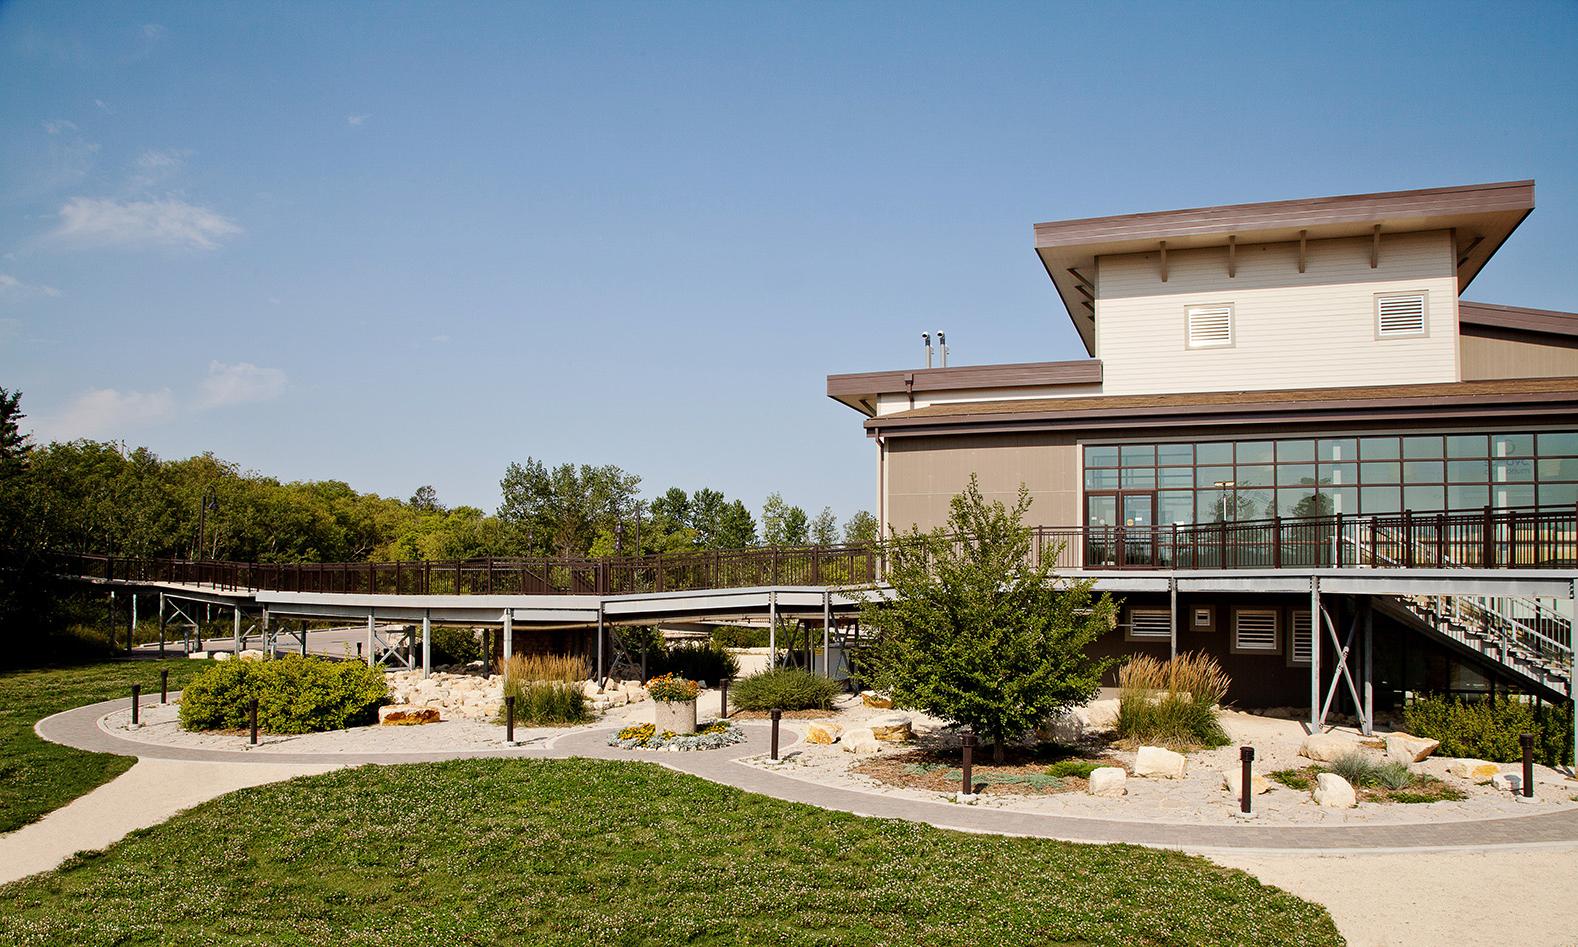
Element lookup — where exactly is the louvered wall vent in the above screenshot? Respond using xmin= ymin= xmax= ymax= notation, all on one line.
xmin=1377 ymin=294 xmax=1426 ymax=336
xmin=1290 ymin=611 xmax=1313 ymax=664
xmin=1233 ymin=609 xmax=1278 ymax=652
xmin=1187 ymin=304 xmax=1234 ymax=348
xmin=1128 ymin=609 xmax=1172 ymax=639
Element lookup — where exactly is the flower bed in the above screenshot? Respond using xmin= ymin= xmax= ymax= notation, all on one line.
xmin=853 ymin=747 xmax=1118 ymax=796
xmin=608 ymin=720 xmax=746 ymax=751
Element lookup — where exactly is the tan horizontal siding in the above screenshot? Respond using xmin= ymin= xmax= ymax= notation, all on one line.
xmin=1095 ymin=231 xmax=1459 ymax=395
xmin=884 ymin=432 xmax=1079 ymax=535
xmin=1460 ymin=332 xmax=1578 ymax=380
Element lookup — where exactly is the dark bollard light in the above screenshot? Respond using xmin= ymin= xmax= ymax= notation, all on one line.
xmin=770 ymin=708 xmax=782 ymax=760
xmin=506 ymin=695 xmax=516 ymax=744
xmin=131 ymin=684 xmax=141 ymax=725
xmin=1240 ymin=745 xmax=1255 ymax=814
xmin=961 ymin=731 xmax=976 ymax=796
xmin=160 ymin=669 xmax=169 ymax=704
xmin=720 ymin=679 xmax=730 ymax=719
xmin=1520 ymin=733 xmax=1535 ymax=798
xmin=249 ymin=698 xmax=259 ymax=746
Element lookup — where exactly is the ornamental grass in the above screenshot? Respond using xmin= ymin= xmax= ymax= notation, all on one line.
xmin=499 ymin=654 xmax=590 ymax=725
xmin=1115 ymin=652 xmax=1230 ymax=750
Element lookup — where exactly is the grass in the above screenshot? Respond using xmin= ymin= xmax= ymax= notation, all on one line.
xmin=1268 ymin=759 xmax=1466 ymax=805
xmin=0 ymin=758 xmax=1342 ymax=945
xmin=0 ymin=659 xmax=208 ymax=834
xmin=1115 ymin=652 xmax=1231 ymax=750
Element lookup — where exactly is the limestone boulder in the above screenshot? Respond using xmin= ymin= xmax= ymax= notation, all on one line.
xmin=187 ymin=651 xmax=209 ymax=660
xmin=1087 ymin=766 xmax=1127 ymax=797
xmin=379 ymin=706 xmax=441 ymax=726
xmin=859 ymin=690 xmax=893 ymax=709
xmin=1299 ymin=733 xmax=1358 ymax=763
xmin=1036 ymin=713 xmax=1085 ymax=745
xmin=212 ymin=651 xmax=232 ymax=662
xmin=1313 ymin=772 xmax=1357 ymax=808
xmin=867 ymin=713 xmax=913 ymax=743
xmin=1384 ymin=732 xmax=1440 ymax=764
xmin=238 ymin=649 xmax=267 ymax=662
xmin=840 ymin=727 xmax=880 ymax=754
xmin=1221 ymin=769 xmax=1274 ymax=796
xmin=1132 ymin=746 xmax=1187 ymax=779
xmin=1491 ymin=772 xmax=1525 ymax=794
xmin=1076 ymin=699 xmax=1120 ymax=732
xmin=805 ymin=721 xmax=844 ymax=745
xmin=1447 ymin=758 xmax=1502 ymax=781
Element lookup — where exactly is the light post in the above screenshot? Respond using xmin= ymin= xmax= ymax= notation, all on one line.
xmin=194 ymin=486 xmax=219 ymax=559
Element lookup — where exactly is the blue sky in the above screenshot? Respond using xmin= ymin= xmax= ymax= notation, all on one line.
xmin=2 ymin=2 xmax=1575 ymax=523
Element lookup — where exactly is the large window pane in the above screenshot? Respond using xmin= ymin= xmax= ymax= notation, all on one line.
xmin=1318 ymin=438 xmax=1359 ymax=462
xmin=1324 ymin=486 xmax=1359 ymax=515
xmin=1236 ymin=464 xmax=1274 ymax=488
xmin=1085 ymin=445 xmax=1119 ymax=468
xmin=1120 ymin=467 xmax=1156 ymax=489
xmin=1361 ymin=437 xmax=1400 ymax=460
xmin=1446 ymin=459 xmax=1489 ymax=483
xmin=1493 ymin=484 xmax=1535 ymax=508
xmin=1197 ymin=490 xmax=1230 ymax=523
xmin=1445 ymin=434 xmax=1488 ymax=458
xmin=1196 ymin=465 xmax=1235 ymax=488
xmin=1319 ymin=462 xmax=1358 ymax=486
xmin=1156 ymin=443 xmax=1193 ymax=466
xmin=1493 ymin=459 xmax=1534 ymax=483
xmin=1236 ymin=489 xmax=1274 ymax=521
xmin=1361 ymin=461 xmax=1401 ymax=484
xmin=1538 ymin=458 xmax=1578 ymax=481
xmin=1447 ymin=485 xmax=1489 ymax=510
xmin=1121 ymin=444 xmax=1156 ymax=466
xmin=1361 ymin=486 xmax=1401 ymax=514
xmin=1197 ymin=442 xmax=1234 ymax=465
xmin=1237 ymin=441 xmax=1274 ymax=464
xmin=1403 ymin=436 xmax=1443 ymax=459
xmin=1158 ymin=467 xmax=1193 ymax=488
xmin=1158 ymin=491 xmax=1193 ymax=525
xmin=1085 ymin=469 xmax=1118 ymax=489
xmin=1539 ymin=483 xmax=1578 ymax=506
xmin=1402 ymin=461 xmax=1444 ymax=484
xmin=1277 ymin=439 xmax=1315 ymax=463
xmin=1277 ymin=488 xmax=1318 ymax=517
xmin=1402 ymin=485 xmax=1445 ymax=511
xmin=1493 ymin=434 xmax=1534 ymax=458
xmin=1537 ymin=432 xmax=1578 ymax=456
xmin=1277 ymin=463 xmax=1317 ymax=487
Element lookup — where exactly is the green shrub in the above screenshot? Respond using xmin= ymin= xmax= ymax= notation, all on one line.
xmin=1404 ymin=694 xmax=1573 ymax=767
xmin=429 ymin=627 xmax=481 ymax=666
xmin=1326 ymin=751 xmax=1411 ymax=790
xmin=500 ymin=680 xmax=589 ymax=726
xmin=710 ymin=625 xmax=771 ymax=648
xmin=1045 ymin=760 xmax=1100 ymax=779
xmin=179 ymin=657 xmax=387 ymax=734
xmin=730 ymin=668 xmax=840 ymax=711
xmin=654 ymin=642 xmax=740 ymax=683
xmin=1115 ymin=653 xmax=1231 ymax=749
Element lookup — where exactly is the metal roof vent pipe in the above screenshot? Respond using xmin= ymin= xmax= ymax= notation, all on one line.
xmin=937 ymin=330 xmax=947 ymax=367
xmin=922 ymin=332 xmax=932 ymax=369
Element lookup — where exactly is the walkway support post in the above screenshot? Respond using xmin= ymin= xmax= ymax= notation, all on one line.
xmin=365 ymin=612 xmax=375 ymax=668
xmin=502 ymin=610 xmax=513 ymax=665
xmin=158 ymin=593 xmax=167 ymax=657
xmin=768 ymin=592 xmax=778 ymax=669
xmin=1168 ymin=578 xmax=1178 ymax=660
xmin=1362 ymin=597 xmax=1374 ymax=736
xmin=822 ymin=591 xmax=832 ymax=678
xmin=1309 ymin=578 xmax=1321 ymax=733
xmin=421 ymin=610 xmax=431 ymax=680
xmin=232 ymin=604 xmax=242 ymax=656
xmin=596 ymin=606 xmax=605 ymax=683
xmin=129 ymin=593 xmax=137 ymax=654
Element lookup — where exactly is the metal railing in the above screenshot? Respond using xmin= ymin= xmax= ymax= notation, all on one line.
xmin=47 ymin=504 xmax=1578 ymax=597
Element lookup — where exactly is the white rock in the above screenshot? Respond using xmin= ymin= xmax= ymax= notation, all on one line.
xmin=1299 ymin=733 xmax=1357 ymax=763
xmin=1221 ymin=769 xmax=1274 ymax=796
xmin=238 ymin=649 xmax=266 ymax=662
xmin=1448 ymin=758 xmax=1502 ymax=781
xmin=805 ymin=721 xmax=843 ymax=745
xmin=1313 ymin=772 xmax=1357 ymax=808
xmin=1491 ymin=772 xmax=1525 ymax=793
xmin=1087 ymin=766 xmax=1127 ymax=797
xmin=212 ymin=651 xmax=232 ymax=662
xmin=840 ymin=727 xmax=880 ymax=754
xmin=1132 ymin=746 xmax=1186 ymax=778
xmin=1384 ymin=733 xmax=1440 ymax=764
xmin=187 ymin=651 xmax=209 ymax=660
xmin=1076 ymin=699 xmax=1120 ymax=731
xmin=867 ymin=713 xmax=913 ymax=742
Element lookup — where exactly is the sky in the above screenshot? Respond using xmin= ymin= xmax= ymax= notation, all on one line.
xmin=2 ymin=1 xmax=1576 ymax=524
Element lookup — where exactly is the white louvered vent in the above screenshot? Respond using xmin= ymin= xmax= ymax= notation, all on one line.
xmin=1377 ymin=294 xmax=1426 ymax=337
xmin=1187 ymin=304 xmax=1234 ymax=348
xmin=1290 ymin=611 xmax=1313 ymax=664
xmin=1234 ymin=610 xmax=1279 ymax=652
xmin=1129 ymin=609 xmax=1172 ymax=639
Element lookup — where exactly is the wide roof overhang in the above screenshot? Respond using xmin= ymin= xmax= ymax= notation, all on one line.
xmin=1035 ymin=180 xmax=1536 ymax=355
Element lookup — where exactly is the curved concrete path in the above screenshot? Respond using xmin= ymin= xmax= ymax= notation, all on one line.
xmin=32 ymin=697 xmax=1578 ymax=855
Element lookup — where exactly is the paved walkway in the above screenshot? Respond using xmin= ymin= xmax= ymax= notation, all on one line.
xmin=33 ymin=697 xmax=1578 ymax=854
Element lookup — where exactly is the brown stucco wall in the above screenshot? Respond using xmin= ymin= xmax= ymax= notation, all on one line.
xmin=884 ymin=430 xmax=1080 ymax=534
xmin=1460 ymin=329 xmax=1578 ymax=381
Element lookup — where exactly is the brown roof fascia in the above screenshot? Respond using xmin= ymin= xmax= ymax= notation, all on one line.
xmin=827 ymin=359 xmax=1102 ymax=415
xmin=1459 ymin=301 xmax=1578 ymax=340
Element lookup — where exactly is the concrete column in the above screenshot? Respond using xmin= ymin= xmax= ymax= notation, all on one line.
xmin=502 ymin=610 xmax=513 ymax=665
xmin=365 ymin=612 xmax=375 ymax=667
xmin=260 ymin=606 xmax=270 ymax=659
xmin=421 ymin=611 xmax=431 ymax=679
xmin=129 ymin=593 xmax=138 ymax=654
xmin=1309 ymin=578 xmax=1321 ymax=732
xmin=822 ymin=591 xmax=832 ymax=678
xmin=233 ymin=605 xmax=242 ymax=655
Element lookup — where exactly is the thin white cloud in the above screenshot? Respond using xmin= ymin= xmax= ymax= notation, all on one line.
xmin=346 ymin=113 xmax=370 ymax=127
xmin=42 ymin=119 xmax=78 ymax=135
xmin=36 ymin=387 xmax=176 ymax=441
xmin=430 ymin=334 xmax=450 ymax=344
xmin=0 ymin=273 xmax=63 ymax=299
xmin=94 ymin=99 xmax=112 ymax=113
xmin=197 ymin=361 xmax=287 ymax=408
xmin=53 ymin=196 xmax=241 ymax=251
xmin=141 ymin=23 xmax=167 ymax=42
xmin=129 ymin=148 xmax=190 ymax=190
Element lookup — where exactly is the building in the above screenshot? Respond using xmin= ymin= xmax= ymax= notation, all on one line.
xmin=828 ymin=180 xmax=1578 ymax=715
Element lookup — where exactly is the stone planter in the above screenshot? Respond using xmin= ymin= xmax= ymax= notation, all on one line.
xmin=653 ymin=698 xmax=698 ymax=735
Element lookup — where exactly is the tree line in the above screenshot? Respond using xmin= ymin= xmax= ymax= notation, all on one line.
xmin=0 ymin=388 xmax=877 ymax=566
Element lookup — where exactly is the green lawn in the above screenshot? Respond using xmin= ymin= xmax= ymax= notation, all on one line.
xmin=0 ymin=757 xmax=1343 ymax=946
xmin=0 ymin=659 xmax=208 ymax=834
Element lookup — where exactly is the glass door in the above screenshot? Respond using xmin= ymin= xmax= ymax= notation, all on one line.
xmin=1086 ymin=494 xmax=1118 ymax=567
xmin=1121 ymin=493 xmax=1157 ymax=566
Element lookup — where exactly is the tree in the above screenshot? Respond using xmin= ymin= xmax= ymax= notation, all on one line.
xmin=689 ymin=488 xmax=727 ymax=547
xmin=409 ymin=485 xmax=442 ymax=512
xmin=715 ymin=499 xmax=758 ymax=549
xmin=843 ymin=510 xmax=879 ymax=546
xmin=497 ymin=458 xmax=641 ymax=558
xmin=761 ymin=492 xmax=808 ymax=546
xmin=858 ymin=476 xmax=1118 ymax=762
xmin=809 ymin=506 xmax=839 ymax=546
